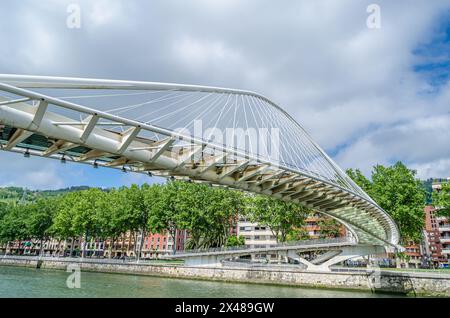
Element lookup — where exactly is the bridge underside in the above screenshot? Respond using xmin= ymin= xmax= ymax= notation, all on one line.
xmin=0 ymin=75 xmax=400 ymax=250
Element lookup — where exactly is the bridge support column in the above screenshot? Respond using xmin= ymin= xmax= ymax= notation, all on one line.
xmin=288 ymin=245 xmax=386 ymax=272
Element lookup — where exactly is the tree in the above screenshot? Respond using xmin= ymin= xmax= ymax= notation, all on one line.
xmin=174 ymin=182 xmax=211 ymax=250
xmin=347 ymin=162 xmax=426 ymax=243
xmin=147 ymin=182 xmax=186 ymax=254
xmin=94 ymin=188 xmax=131 ymax=258
xmin=0 ymin=204 xmax=29 ymax=254
xmin=118 ymin=184 xmax=153 ymax=260
xmin=53 ymin=189 xmax=105 ymax=257
xmin=317 ymin=216 xmax=342 ymax=239
xmin=432 ymin=182 xmax=450 ymax=217
xmin=189 ymin=186 xmax=243 ymax=249
xmin=26 ymin=197 xmax=58 ymax=256
xmin=52 ymin=192 xmax=80 ymax=256
xmin=147 ymin=181 xmax=245 ymax=251
xmin=74 ymin=189 xmax=106 ymax=257
xmin=226 ymin=235 xmax=245 ymax=247
xmin=0 ymin=202 xmax=8 ymax=218
xmin=346 ymin=168 xmax=372 ymax=194
xmin=285 ymin=227 xmax=310 ymax=241
xmin=244 ymin=195 xmax=309 ymax=243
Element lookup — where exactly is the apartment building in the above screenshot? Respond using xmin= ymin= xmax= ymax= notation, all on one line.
xmin=236 ymin=213 xmax=346 ymax=262
xmin=402 ymin=241 xmax=425 ymax=268
xmin=430 ymin=179 xmax=450 ymax=267
xmin=237 ymin=216 xmax=278 ymax=261
xmin=0 ymin=237 xmax=82 ymax=257
xmin=140 ymin=229 xmax=187 ymax=259
xmin=304 ymin=212 xmax=348 ymax=239
xmin=437 ymin=215 xmax=450 ymax=263
xmin=305 ymin=212 xmax=322 ymax=239
xmin=0 ymin=229 xmax=189 ymax=259
xmin=423 ymin=205 xmax=447 ymax=267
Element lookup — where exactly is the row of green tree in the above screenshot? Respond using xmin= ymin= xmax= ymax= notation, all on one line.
xmin=1 ymin=161 xmax=447 ymax=255
xmin=0 ymin=181 xmax=317 ymax=258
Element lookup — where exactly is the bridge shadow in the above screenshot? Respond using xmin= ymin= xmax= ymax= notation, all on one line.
xmin=369 ymin=270 xmax=417 ymax=296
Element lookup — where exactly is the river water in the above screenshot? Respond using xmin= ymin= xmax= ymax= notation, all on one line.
xmin=0 ymin=266 xmax=405 ymax=298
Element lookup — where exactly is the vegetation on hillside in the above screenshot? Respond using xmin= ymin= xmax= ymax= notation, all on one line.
xmin=0 ymin=186 xmax=91 ymax=204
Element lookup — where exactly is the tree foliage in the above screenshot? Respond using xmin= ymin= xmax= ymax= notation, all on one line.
xmin=27 ymin=198 xmax=58 ymax=242
xmin=226 ymin=235 xmax=245 ymax=247
xmin=317 ymin=217 xmax=342 ymax=239
xmin=0 ymin=204 xmax=28 ymax=243
xmin=347 ymin=162 xmax=426 ymax=243
xmin=285 ymin=227 xmax=310 ymax=242
xmin=147 ymin=181 xmax=244 ymax=250
xmin=244 ymin=195 xmax=309 ymax=242
xmin=432 ymin=182 xmax=450 ymax=217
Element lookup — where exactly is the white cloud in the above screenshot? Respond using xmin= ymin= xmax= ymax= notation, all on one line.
xmin=335 ymin=114 xmax=450 ymax=178
xmin=86 ymin=0 xmax=135 ymax=28
xmin=1 ymin=0 xmax=450 ymax=187
xmin=411 ymin=159 xmax=450 ymax=180
xmin=172 ymin=36 xmax=242 ymax=71
xmin=0 ymin=152 xmax=66 ymax=189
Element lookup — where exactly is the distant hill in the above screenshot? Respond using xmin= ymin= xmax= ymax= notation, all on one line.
xmin=0 ymin=186 xmax=91 ymax=204
xmin=422 ymin=179 xmax=433 ymax=204
xmin=0 ymin=178 xmax=442 ymax=205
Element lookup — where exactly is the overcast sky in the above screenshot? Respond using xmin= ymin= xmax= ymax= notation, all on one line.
xmin=0 ymin=0 xmax=449 ymax=189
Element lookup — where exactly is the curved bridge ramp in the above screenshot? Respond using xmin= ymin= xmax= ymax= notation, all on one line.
xmin=0 ymin=75 xmax=400 ymax=249
xmin=162 ymin=238 xmax=385 ymax=271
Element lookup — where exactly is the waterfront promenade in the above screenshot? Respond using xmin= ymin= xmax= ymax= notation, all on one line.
xmin=1 ymin=255 xmax=449 ymax=297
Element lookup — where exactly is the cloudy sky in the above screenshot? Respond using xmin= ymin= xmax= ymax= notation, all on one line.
xmin=0 ymin=0 xmax=449 ymax=189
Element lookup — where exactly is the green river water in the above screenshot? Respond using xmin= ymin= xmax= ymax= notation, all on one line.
xmin=0 ymin=266 xmax=406 ymax=298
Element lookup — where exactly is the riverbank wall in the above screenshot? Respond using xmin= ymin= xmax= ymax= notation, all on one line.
xmin=1 ymin=256 xmax=449 ymax=296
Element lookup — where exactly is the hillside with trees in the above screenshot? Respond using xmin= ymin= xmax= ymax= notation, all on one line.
xmin=0 ymin=186 xmax=92 ymax=204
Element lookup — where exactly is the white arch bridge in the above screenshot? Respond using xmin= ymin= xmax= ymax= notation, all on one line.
xmin=0 ymin=75 xmax=401 ymax=265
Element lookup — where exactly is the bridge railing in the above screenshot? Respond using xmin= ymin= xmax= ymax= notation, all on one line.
xmin=0 ymin=254 xmax=180 ymax=265
xmin=178 ymin=237 xmax=354 ymax=255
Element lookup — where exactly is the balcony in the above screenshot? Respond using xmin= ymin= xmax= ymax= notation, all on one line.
xmin=440 ymin=237 xmax=450 ymax=244
xmin=438 ymin=226 xmax=450 ymax=232
xmin=246 ymin=240 xmax=278 ymax=246
xmin=441 ymin=249 xmax=450 ymax=255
